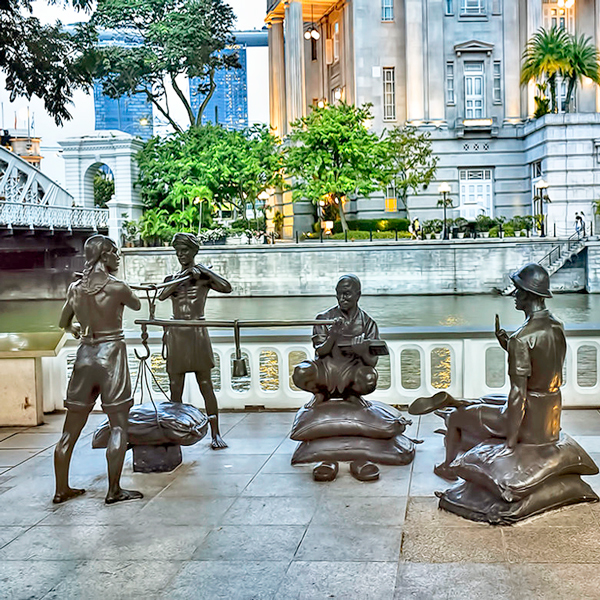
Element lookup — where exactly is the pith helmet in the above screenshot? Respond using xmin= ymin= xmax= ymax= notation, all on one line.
xmin=510 ymin=263 xmax=552 ymax=298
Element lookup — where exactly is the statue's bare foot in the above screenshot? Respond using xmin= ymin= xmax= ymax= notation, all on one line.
xmin=305 ymin=393 xmax=326 ymax=409
xmin=105 ymin=489 xmax=144 ymax=505
xmin=211 ymin=435 xmax=228 ymax=450
xmin=347 ymin=394 xmax=371 ymax=409
xmin=53 ymin=487 xmax=86 ymax=504
xmin=434 ymin=463 xmax=458 ymax=482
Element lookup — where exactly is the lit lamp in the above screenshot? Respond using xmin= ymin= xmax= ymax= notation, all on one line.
xmin=438 ymin=182 xmax=452 ymax=240
xmin=304 ymin=5 xmax=321 ymax=40
xmin=533 ymin=179 xmax=550 ymax=237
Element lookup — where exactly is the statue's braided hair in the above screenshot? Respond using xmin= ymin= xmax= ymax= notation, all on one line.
xmin=80 ymin=235 xmax=116 ymax=294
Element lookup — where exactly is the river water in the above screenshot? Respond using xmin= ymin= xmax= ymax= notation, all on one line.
xmin=2 ymin=293 xmax=600 ymax=333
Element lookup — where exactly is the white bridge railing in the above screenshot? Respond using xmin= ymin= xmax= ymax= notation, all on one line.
xmin=42 ymin=326 xmax=600 ymax=412
xmin=0 ymin=201 xmax=109 ymax=230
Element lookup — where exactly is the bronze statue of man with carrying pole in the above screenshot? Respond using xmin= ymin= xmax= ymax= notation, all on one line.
xmin=159 ymin=232 xmax=232 ymax=449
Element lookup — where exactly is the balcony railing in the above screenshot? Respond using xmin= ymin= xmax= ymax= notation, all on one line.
xmin=0 ymin=201 xmax=109 ymax=231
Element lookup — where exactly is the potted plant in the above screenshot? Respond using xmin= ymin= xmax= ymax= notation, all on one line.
xmin=453 ymin=217 xmax=468 ymax=238
xmin=420 ymin=220 xmax=431 ymax=239
xmin=475 ymin=214 xmax=494 ymax=238
xmin=431 ymin=219 xmax=443 ymax=239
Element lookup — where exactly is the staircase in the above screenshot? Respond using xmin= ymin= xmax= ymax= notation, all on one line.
xmin=500 ymin=232 xmax=587 ymax=296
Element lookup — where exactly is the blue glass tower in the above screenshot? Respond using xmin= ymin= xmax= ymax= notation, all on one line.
xmin=189 ymin=31 xmax=268 ymax=130
xmin=93 ymin=84 xmax=153 ymax=140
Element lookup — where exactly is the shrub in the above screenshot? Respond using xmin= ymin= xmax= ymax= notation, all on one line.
xmin=332 ymin=218 xmax=410 ymax=234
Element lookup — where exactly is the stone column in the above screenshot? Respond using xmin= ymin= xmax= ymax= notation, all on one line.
xmin=503 ymin=0 xmax=521 ymax=120
xmin=284 ymin=0 xmax=306 ymax=125
xmin=526 ymin=0 xmax=543 ymax=116
xmin=427 ymin=0 xmax=444 ymax=121
xmin=269 ymin=18 xmax=287 ymax=137
xmin=405 ymin=0 xmax=425 ymax=121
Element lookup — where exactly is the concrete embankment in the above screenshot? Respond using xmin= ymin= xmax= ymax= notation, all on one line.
xmin=121 ymin=238 xmax=593 ymax=297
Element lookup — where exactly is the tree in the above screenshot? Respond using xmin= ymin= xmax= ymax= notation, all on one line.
xmin=521 ymin=26 xmax=570 ymax=114
xmin=385 ymin=126 xmax=438 ymax=217
xmin=563 ymin=34 xmax=600 ymax=112
xmin=0 ymin=0 xmax=96 ymax=125
xmin=283 ymin=103 xmax=392 ymax=232
xmin=136 ymin=124 xmax=283 ymax=226
xmin=93 ymin=171 xmax=115 ymax=207
xmin=92 ymin=0 xmax=239 ymax=132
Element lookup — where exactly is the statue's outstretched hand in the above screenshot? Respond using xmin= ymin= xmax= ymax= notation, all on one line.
xmin=495 ymin=314 xmax=509 ymax=350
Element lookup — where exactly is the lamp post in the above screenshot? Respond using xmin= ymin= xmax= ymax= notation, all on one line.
xmin=534 ymin=179 xmax=550 ymax=238
xmin=438 ymin=182 xmax=452 ymax=240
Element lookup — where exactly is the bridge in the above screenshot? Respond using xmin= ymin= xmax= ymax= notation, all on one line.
xmin=0 ymin=145 xmax=109 ymax=232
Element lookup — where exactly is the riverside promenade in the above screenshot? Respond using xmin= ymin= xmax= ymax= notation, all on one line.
xmin=1 ymin=409 xmax=600 ymax=599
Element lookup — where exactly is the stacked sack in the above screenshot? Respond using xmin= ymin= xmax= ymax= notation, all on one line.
xmin=290 ymin=399 xmax=416 ymax=469
xmin=438 ymin=432 xmax=599 ymax=524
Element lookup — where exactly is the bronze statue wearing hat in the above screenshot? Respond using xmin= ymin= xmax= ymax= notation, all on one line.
xmin=159 ymin=233 xmax=232 ymax=449
xmin=54 ymin=235 xmax=143 ymax=504
xmin=416 ymin=263 xmax=567 ymax=481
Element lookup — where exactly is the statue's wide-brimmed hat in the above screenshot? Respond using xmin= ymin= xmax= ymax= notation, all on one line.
xmin=172 ymin=232 xmax=200 ymax=251
xmin=510 ymin=263 xmax=552 ymax=298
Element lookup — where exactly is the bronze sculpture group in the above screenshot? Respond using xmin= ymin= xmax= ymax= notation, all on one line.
xmin=53 ymin=234 xmax=598 ymax=527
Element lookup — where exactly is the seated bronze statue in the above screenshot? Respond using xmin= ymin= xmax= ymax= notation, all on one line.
xmin=410 ymin=263 xmax=598 ymax=524
xmin=292 ymin=275 xmax=415 ymax=482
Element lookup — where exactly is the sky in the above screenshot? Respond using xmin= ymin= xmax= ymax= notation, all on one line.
xmin=0 ymin=0 xmax=269 ymax=186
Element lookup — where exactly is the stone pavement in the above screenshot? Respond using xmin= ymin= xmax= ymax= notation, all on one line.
xmin=1 ymin=409 xmax=600 ymax=599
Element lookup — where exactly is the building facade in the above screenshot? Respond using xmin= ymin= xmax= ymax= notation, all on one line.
xmin=266 ymin=0 xmax=600 ymax=237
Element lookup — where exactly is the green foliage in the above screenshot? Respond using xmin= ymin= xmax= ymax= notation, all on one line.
xmin=384 ymin=126 xmax=438 ymax=213
xmin=92 ymin=0 xmax=239 ymax=130
xmin=93 ymin=172 xmax=115 ymax=208
xmin=452 ymin=217 xmax=469 ymax=232
xmin=534 ymin=83 xmax=551 ymax=118
xmin=139 ymin=207 xmax=174 ymax=245
xmin=475 ymin=214 xmax=495 ymax=232
xmin=272 ymin=211 xmax=284 ymax=235
xmin=563 ymin=34 xmax=600 ymax=112
xmin=121 ymin=219 xmax=140 ymax=245
xmin=283 ymin=103 xmax=392 ymax=232
xmin=521 ymin=26 xmax=571 ymax=113
xmin=136 ymin=124 xmax=283 ymax=227
xmin=507 ymin=215 xmax=534 ymax=231
xmin=521 ymin=27 xmax=600 ymax=114
xmin=331 ymin=218 xmax=410 ymax=234
xmin=0 ymin=0 xmax=96 ymax=125
xmin=330 ymin=230 xmax=411 ymax=240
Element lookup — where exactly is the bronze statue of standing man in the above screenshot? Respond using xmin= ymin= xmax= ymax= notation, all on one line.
xmin=159 ymin=233 xmax=231 ymax=449
xmin=54 ymin=235 xmax=143 ymax=505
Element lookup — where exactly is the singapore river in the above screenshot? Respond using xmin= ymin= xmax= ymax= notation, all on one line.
xmin=2 ymin=293 xmax=600 ymax=333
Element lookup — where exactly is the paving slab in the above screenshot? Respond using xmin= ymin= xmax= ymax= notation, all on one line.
xmin=164 ymin=560 xmax=290 ymax=600
xmin=192 ymin=525 xmax=305 ymax=561
xmin=275 ymin=561 xmax=398 ymax=600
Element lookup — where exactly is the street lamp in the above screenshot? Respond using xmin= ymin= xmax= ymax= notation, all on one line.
xmin=534 ymin=179 xmax=550 ymax=237
xmin=438 ymin=182 xmax=452 ymax=240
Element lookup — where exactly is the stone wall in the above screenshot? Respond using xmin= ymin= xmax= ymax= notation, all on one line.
xmin=122 ymin=239 xmax=587 ymax=297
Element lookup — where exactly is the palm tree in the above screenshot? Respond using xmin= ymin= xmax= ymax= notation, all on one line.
xmin=563 ymin=34 xmax=600 ymax=112
xmin=521 ymin=26 xmax=570 ymax=114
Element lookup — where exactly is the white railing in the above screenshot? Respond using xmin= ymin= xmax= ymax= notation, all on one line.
xmin=42 ymin=326 xmax=600 ymax=412
xmin=0 ymin=201 xmax=109 ymax=230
